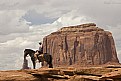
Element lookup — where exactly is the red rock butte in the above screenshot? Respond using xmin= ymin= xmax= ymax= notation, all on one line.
xmin=43 ymin=23 xmax=119 ymax=67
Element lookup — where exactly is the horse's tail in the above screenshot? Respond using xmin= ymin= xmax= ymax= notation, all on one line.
xmin=43 ymin=53 xmax=53 ymax=68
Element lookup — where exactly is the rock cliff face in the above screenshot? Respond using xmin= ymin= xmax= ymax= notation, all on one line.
xmin=43 ymin=23 xmax=119 ymax=66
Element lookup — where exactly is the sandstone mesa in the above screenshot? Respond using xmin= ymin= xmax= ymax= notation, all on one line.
xmin=43 ymin=23 xmax=119 ymax=67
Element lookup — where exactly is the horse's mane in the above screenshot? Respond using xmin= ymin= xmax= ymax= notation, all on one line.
xmin=24 ymin=49 xmax=35 ymax=52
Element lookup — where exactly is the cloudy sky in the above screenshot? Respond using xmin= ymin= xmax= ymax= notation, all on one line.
xmin=0 ymin=0 xmax=121 ymax=70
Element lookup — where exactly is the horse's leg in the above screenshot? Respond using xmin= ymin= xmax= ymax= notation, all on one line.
xmin=38 ymin=55 xmax=44 ymax=67
xmin=48 ymin=63 xmax=53 ymax=68
xmin=41 ymin=61 xmax=44 ymax=66
xmin=47 ymin=55 xmax=53 ymax=68
xmin=32 ymin=60 xmax=36 ymax=69
xmin=43 ymin=54 xmax=49 ymax=67
xmin=31 ymin=57 xmax=36 ymax=69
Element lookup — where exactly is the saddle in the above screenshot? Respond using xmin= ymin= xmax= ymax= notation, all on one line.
xmin=38 ymin=54 xmax=45 ymax=62
xmin=34 ymin=51 xmax=45 ymax=62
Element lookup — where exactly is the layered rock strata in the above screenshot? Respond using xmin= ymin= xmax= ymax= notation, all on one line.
xmin=43 ymin=23 xmax=119 ymax=66
xmin=1 ymin=66 xmax=121 ymax=81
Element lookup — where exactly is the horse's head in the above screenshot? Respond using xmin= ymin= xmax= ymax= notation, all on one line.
xmin=24 ymin=49 xmax=35 ymax=59
xmin=24 ymin=49 xmax=29 ymax=59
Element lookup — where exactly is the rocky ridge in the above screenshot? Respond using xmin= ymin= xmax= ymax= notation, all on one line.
xmin=1 ymin=66 xmax=121 ymax=81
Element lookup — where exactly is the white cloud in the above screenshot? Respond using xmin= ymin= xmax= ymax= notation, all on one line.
xmin=0 ymin=10 xmax=29 ymax=35
xmin=107 ymin=25 xmax=121 ymax=40
xmin=53 ymin=10 xmax=95 ymax=27
xmin=0 ymin=0 xmax=45 ymax=10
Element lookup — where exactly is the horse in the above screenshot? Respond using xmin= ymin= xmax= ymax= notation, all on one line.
xmin=24 ymin=49 xmax=53 ymax=69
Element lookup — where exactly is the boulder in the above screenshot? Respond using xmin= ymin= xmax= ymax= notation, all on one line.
xmin=43 ymin=23 xmax=119 ymax=66
xmin=22 ymin=59 xmax=31 ymax=69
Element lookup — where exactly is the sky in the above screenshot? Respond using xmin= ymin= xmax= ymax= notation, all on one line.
xmin=0 ymin=0 xmax=121 ymax=70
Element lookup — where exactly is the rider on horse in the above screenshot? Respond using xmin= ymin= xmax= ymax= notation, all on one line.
xmin=23 ymin=42 xmax=53 ymax=69
xmin=34 ymin=42 xmax=43 ymax=61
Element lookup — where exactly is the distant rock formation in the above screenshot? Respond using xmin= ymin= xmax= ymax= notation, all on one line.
xmin=43 ymin=23 xmax=119 ymax=66
xmin=22 ymin=59 xmax=31 ymax=69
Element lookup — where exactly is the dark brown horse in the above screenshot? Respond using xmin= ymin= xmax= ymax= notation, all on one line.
xmin=24 ymin=49 xmax=53 ymax=69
